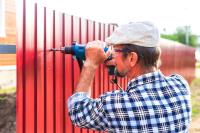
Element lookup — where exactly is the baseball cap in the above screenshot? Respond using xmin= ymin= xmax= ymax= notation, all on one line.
xmin=105 ymin=21 xmax=160 ymax=47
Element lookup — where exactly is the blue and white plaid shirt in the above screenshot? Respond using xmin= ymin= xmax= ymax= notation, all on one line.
xmin=68 ymin=71 xmax=191 ymax=132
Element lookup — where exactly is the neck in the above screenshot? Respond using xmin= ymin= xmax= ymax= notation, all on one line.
xmin=128 ymin=65 xmax=157 ymax=80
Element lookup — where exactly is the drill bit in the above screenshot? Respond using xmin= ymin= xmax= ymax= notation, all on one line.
xmin=49 ymin=47 xmax=66 ymax=53
xmin=49 ymin=48 xmax=61 ymax=52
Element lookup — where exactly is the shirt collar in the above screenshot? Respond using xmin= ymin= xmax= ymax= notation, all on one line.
xmin=126 ymin=70 xmax=164 ymax=92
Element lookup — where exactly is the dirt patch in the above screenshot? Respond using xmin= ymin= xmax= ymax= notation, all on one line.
xmin=0 ymin=93 xmax=16 ymax=133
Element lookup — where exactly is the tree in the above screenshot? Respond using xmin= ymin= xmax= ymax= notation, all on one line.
xmin=161 ymin=26 xmax=198 ymax=47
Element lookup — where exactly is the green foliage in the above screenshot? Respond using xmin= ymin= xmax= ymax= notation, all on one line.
xmin=161 ymin=34 xmax=178 ymax=42
xmin=161 ymin=26 xmax=198 ymax=47
xmin=176 ymin=27 xmax=186 ymax=44
xmin=189 ymin=35 xmax=198 ymax=47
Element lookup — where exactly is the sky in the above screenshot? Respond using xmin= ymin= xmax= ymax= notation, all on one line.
xmin=40 ymin=0 xmax=200 ymax=35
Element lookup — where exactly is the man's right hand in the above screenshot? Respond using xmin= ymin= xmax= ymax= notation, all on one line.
xmin=85 ymin=40 xmax=111 ymax=68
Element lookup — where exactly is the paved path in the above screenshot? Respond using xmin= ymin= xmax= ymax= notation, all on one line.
xmin=190 ymin=117 xmax=200 ymax=133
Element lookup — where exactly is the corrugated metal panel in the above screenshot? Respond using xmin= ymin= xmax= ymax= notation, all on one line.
xmin=17 ymin=1 xmax=195 ymax=133
xmin=159 ymin=39 xmax=196 ymax=82
xmin=16 ymin=1 xmax=120 ymax=133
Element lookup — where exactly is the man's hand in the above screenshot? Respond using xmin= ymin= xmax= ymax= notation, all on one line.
xmin=75 ymin=40 xmax=110 ymax=95
xmin=85 ymin=40 xmax=111 ymax=68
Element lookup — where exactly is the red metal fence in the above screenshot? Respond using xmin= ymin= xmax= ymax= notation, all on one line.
xmin=17 ymin=1 xmax=195 ymax=133
xmin=159 ymin=39 xmax=195 ymax=83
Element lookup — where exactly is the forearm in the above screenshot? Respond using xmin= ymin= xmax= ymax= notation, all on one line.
xmin=75 ymin=61 xmax=97 ymax=96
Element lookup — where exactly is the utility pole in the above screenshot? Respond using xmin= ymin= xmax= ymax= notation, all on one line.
xmin=185 ymin=26 xmax=190 ymax=45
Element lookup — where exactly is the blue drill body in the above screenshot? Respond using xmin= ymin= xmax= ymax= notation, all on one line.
xmin=61 ymin=42 xmax=109 ymax=60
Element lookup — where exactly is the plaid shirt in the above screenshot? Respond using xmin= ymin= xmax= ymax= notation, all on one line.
xmin=68 ymin=71 xmax=191 ymax=133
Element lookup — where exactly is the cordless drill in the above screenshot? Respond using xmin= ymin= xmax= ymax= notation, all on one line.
xmin=50 ymin=42 xmax=115 ymax=75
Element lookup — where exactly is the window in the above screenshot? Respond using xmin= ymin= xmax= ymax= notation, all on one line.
xmin=0 ymin=0 xmax=5 ymax=37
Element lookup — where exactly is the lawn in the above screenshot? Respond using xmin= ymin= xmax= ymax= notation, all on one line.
xmin=190 ymin=78 xmax=200 ymax=118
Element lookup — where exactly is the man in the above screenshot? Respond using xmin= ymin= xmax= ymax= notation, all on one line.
xmin=68 ymin=22 xmax=191 ymax=132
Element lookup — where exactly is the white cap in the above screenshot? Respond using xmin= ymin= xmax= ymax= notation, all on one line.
xmin=105 ymin=21 xmax=160 ymax=47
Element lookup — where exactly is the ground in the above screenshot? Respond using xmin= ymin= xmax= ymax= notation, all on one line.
xmin=0 ymin=93 xmax=16 ymax=133
xmin=0 ymin=69 xmax=16 ymax=133
xmin=190 ymin=118 xmax=200 ymax=133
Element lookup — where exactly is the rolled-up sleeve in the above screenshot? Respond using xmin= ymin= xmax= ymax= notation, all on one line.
xmin=67 ymin=92 xmax=109 ymax=131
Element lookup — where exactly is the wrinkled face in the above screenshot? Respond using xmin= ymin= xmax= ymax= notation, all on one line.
xmin=112 ymin=45 xmax=128 ymax=77
xmin=109 ymin=45 xmax=136 ymax=77
xmin=106 ymin=44 xmax=139 ymax=77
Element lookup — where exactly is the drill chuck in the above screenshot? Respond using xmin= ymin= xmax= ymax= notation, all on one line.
xmin=61 ymin=46 xmax=74 ymax=54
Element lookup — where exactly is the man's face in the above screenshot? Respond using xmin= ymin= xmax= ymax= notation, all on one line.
xmin=110 ymin=45 xmax=131 ymax=77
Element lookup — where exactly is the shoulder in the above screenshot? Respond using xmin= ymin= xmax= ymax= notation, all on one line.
xmin=169 ymin=74 xmax=189 ymax=87
xmin=166 ymin=74 xmax=190 ymax=95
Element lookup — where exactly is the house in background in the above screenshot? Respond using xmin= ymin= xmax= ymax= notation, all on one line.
xmin=0 ymin=0 xmax=16 ymax=66
xmin=0 ymin=0 xmax=16 ymax=89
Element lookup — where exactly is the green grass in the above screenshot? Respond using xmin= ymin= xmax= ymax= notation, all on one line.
xmin=0 ymin=87 xmax=16 ymax=94
xmin=196 ymin=62 xmax=200 ymax=68
xmin=190 ymin=78 xmax=200 ymax=118
xmin=0 ymin=87 xmax=16 ymax=102
xmin=0 ymin=96 xmax=6 ymax=102
xmin=191 ymin=95 xmax=200 ymax=118
xmin=190 ymin=78 xmax=200 ymax=87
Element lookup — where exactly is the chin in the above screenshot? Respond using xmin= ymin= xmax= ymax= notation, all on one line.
xmin=116 ymin=71 xmax=127 ymax=77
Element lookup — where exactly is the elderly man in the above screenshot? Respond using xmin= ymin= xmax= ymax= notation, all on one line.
xmin=68 ymin=22 xmax=191 ymax=132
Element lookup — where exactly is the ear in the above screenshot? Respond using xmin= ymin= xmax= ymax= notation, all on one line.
xmin=128 ymin=52 xmax=138 ymax=67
